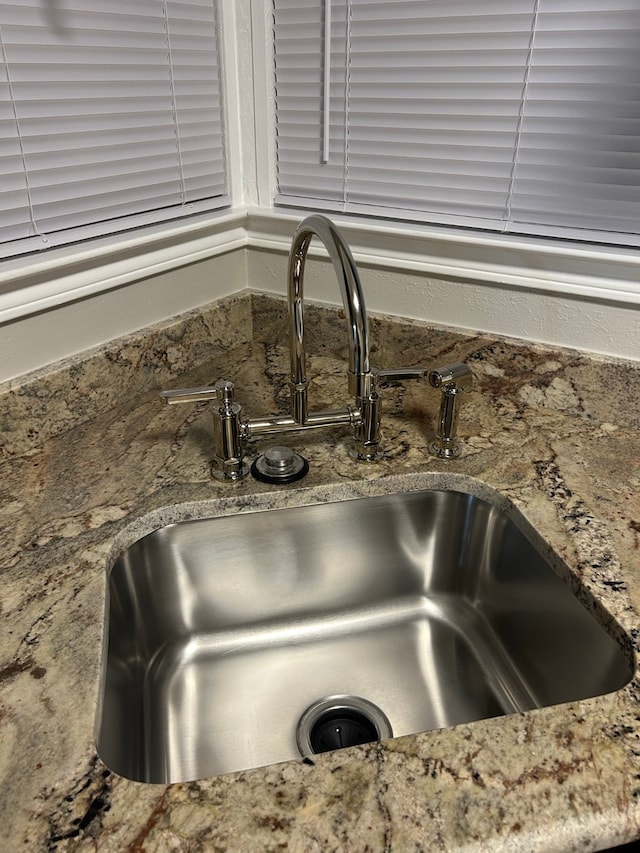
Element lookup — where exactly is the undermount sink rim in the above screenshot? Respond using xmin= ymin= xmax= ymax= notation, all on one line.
xmin=97 ymin=471 xmax=635 ymax=784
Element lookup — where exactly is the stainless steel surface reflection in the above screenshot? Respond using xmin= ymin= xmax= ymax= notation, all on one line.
xmin=96 ymin=489 xmax=633 ymax=784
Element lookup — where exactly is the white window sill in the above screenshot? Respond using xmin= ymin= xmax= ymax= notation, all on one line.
xmin=0 ymin=209 xmax=248 ymax=325
xmin=246 ymin=208 xmax=640 ymax=306
xmin=4 ymin=205 xmax=640 ymax=327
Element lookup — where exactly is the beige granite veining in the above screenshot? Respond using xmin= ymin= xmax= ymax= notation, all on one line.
xmin=0 ymin=294 xmax=253 ymax=460
xmin=2 ymin=293 xmax=640 ymax=851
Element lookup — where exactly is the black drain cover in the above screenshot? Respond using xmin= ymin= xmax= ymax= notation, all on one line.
xmin=309 ymin=708 xmax=379 ymax=753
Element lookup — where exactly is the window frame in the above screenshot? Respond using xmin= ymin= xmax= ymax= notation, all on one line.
xmin=0 ymin=0 xmax=250 ymax=324
xmin=1 ymin=0 xmax=639 ymax=334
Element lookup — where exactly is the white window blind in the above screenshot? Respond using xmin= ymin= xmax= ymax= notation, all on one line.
xmin=0 ymin=0 xmax=228 ymax=259
xmin=273 ymin=0 xmax=640 ymax=247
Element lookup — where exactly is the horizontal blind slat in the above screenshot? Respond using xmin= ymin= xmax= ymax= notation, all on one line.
xmin=508 ymin=0 xmax=640 ymax=237
xmin=274 ymin=0 xmax=640 ymax=247
xmin=0 ymin=0 xmax=228 ymax=258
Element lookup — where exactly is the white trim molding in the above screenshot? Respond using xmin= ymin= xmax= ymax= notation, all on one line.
xmin=246 ymin=209 xmax=640 ymax=306
xmin=1 ymin=207 xmax=639 ymax=382
xmin=5 ymin=206 xmax=639 ymax=329
xmin=0 ymin=210 xmax=248 ymax=325
xmin=245 ymin=209 xmax=640 ymax=362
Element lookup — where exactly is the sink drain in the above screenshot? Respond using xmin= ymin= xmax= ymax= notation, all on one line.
xmin=296 ymin=695 xmax=392 ymax=757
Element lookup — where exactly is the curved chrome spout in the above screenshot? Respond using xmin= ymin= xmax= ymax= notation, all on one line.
xmin=288 ymin=215 xmax=373 ymax=424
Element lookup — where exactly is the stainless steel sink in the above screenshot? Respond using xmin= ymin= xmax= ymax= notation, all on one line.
xmin=96 ymin=488 xmax=633 ymax=784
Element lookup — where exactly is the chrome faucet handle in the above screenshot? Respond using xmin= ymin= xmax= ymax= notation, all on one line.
xmin=160 ymin=379 xmax=250 ymax=481
xmin=160 ymin=379 xmax=235 ymax=405
xmin=374 ymin=366 xmax=430 ymax=383
xmin=427 ymin=362 xmax=472 ymax=460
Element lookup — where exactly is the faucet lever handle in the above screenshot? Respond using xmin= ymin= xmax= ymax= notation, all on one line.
xmin=160 ymin=379 xmax=248 ymax=481
xmin=375 ymin=366 xmax=430 ymax=383
xmin=160 ymin=379 xmax=235 ymax=406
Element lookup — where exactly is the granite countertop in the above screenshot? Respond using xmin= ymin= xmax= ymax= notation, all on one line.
xmin=2 ymin=293 xmax=640 ymax=852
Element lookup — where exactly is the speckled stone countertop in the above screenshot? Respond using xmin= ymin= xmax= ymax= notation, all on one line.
xmin=2 ymin=292 xmax=640 ymax=852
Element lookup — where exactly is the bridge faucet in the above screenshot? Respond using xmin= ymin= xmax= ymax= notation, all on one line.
xmin=161 ymin=215 xmax=472 ymax=479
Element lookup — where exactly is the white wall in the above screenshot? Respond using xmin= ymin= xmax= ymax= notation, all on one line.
xmin=247 ymin=247 xmax=640 ymax=362
xmin=246 ymin=211 xmax=640 ymax=361
xmin=0 ymin=250 xmax=246 ymax=383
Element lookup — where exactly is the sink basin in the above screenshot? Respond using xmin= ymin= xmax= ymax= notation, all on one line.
xmin=96 ymin=488 xmax=633 ymax=784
